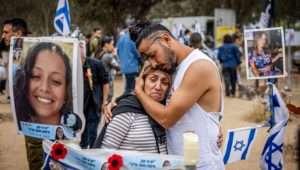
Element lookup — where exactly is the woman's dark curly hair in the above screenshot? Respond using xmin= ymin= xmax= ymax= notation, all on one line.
xmin=14 ymin=42 xmax=72 ymax=128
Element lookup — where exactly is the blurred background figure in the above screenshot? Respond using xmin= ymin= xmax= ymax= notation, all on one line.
xmin=116 ymin=29 xmax=141 ymax=95
xmin=218 ymin=34 xmax=241 ymax=97
xmin=232 ymin=33 xmax=244 ymax=86
xmin=89 ymin=27 xmax=102 ymax=57
xmin=190 ymin=32 xmax=220 ymax=67
xmin=0 ymin=18 xmax=30 ymax=103
xmin=183 ymin=28 xmax=192 ymax=45
xmin=80 ymin=43 xmax=109 ymax=149
xmin=84 ymin=33 xmax=92 ymax=57
xmin=96 ymin=35 xmax=119 ymax=102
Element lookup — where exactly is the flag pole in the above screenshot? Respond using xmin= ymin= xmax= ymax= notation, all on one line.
xmin=267 ymin=82 xmax=275 ymax=129
xmin=266 ymin=0 xmax=275 ymax=129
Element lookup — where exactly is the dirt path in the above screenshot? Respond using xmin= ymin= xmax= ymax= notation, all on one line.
xmin=0 ymin=75 xmax=299 ymax=170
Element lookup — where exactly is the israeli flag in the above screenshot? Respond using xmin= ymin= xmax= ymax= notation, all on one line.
xmin=260 ymin=84 xmax=289 ymax=170
xmin=258 ymin=0 xmax=273 ymax=28
xmin=223 ymin=127 xmax=257 ymax=164
xmin=54 ymin=0 xmax=71 ymax=36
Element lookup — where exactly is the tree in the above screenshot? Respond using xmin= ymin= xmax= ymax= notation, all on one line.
xmin=0 ymin=0 xmax=162 ymax=36
xmin=0 ymin=0 xmax=56 ymax=35
xmin=75 ymin=0 xmax=162 ymax=36
xmin=0 ymin=0 xmax=299 ymax=36
xmin=148 ymin=0 xmax=262 ymax=25
xmin=148 ymin=0 xmax=300 ymax=28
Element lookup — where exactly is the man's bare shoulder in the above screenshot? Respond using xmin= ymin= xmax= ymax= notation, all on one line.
xmin=178 ymin=59 xmax=219 ymax=97
xmin=184 ymin=59 xmax=218 ymax=80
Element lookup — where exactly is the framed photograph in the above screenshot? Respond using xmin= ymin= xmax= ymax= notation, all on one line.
xmin=9 ymin=37 xmax=84 ymax=140
xmin=244 ymin=27 xmax=287 ymax=80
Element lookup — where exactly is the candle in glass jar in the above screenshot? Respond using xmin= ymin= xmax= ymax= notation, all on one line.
xmin=183 ymin=131 xmax=199 ymax=166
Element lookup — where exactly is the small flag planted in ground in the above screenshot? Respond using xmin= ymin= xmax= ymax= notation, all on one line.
xmin=223 ymin=127 xmax=258 ymax=164
xmin=260 ymin=84 xmax=289 ymax=170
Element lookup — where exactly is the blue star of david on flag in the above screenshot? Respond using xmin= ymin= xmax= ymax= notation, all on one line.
xmin=223 ymin=127 xmax=257 ymax=164
xmin=234 ymin=140 xmax=246 ymax=151
xmin=260 ymin=84 xmax=289 ymax=170
xmin=54 ymin=0 xmax=71 ymax=36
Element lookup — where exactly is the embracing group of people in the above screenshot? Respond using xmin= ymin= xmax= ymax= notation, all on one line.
xmin=93 ymin=21 xmax=225 ymax=170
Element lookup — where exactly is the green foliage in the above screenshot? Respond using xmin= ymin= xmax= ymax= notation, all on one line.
xmin=148 ymin=0 xmax=263 ymax=25
xmin=0 ymin=0 xmax=56 ymax=35
xmin=74 ymin=0 xmax=162 ymax=36
xmin=0 ymin=0 xmax=299 ymax=36
xmin=148 ymin=0 xmax=300 ymax=28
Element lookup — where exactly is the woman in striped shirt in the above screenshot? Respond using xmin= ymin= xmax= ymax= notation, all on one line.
xmin=94 ymin=64 xmax=172 ymax=154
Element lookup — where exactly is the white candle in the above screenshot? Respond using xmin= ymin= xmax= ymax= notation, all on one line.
xmin=183 ymin=131 xmax=199 ymax=166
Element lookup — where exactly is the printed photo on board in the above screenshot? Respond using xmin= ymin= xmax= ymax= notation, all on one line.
xmin=9 ymin=37 xmax=83 ymax=140
xmin=244 ymin=27 xmax=286 ymax=79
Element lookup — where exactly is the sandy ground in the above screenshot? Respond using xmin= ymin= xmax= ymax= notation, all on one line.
xmin=0 ymin=74 xmax=299 ymax=170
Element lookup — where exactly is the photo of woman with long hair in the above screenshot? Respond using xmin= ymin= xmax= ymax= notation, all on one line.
xmin=246 ymin=28 xmax=285 ymax=79
xmin=13 ymin=42 xmax=73 ymax=129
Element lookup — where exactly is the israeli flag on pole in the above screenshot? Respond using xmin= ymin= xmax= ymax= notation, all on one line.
xmin=260 ymin=84 xmax=289 ymax=170
xmin=223 ymin=127 xmax=258 ymax=164
xmin=54 ymin=0 xmax=71 ymax=36
xmin=258 ymin=0 xmax=274 ymax=28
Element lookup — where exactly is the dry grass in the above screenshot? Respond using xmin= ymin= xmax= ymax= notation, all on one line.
xmin=0 ymin=113 xmax=13 ymax=122
xmin=244 ymin=97 xmax=271 ymax=123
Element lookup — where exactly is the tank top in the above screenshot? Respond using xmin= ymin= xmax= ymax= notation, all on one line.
xmin=166 ymin=49 xmax=225 ymax=169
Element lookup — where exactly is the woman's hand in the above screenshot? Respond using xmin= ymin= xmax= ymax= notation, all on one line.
xmin=135 ymin=76 xmax=145 ymax=95
xmin=103 ymin=101 xmax=117 ymax=123
xmin=217 ymin=126 xmax=224 ymax=148
xmin=250 ymin=63 xmax=260 ymax=77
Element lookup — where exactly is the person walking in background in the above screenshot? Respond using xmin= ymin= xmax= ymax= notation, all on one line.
xmin=116 ymin=30 xmax=141 ymax=94
xmin=0 ymin=22 xmax=9 ymax=94
xmin=183 ymin=29 xmax=192 ymax=45
xmin=0 ymin=18 xmax=30 ymax=103
xmin=232 ymin=33 xmax=243 ymax=80
xmin=89 ymin=27 xmax=102 ymax=57
xmin=97 ymin=36 xmax=119 ymax=102
xmin=0 ymin=20 xmax=12 ymax=95
xmin=80 ymin=43 xmax=109 ymax=149
xmin=218 ymin=34 xmax=241 ymax=97
xmin=190 ymin=32 xmax=220 ymax=67
xmin=84 ymin=33 xmax=92 ymax=57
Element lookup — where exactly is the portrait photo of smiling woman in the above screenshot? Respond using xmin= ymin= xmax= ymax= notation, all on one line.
xmin=10 ymin=38 xmax=83 ymax=139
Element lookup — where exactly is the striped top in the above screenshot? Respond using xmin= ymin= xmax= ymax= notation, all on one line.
xmin=102 ymin=112 xmax=167 ymax=154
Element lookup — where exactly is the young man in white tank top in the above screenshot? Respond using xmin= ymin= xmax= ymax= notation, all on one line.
xmin=104 ymin=22 xmax=225 ymax=170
